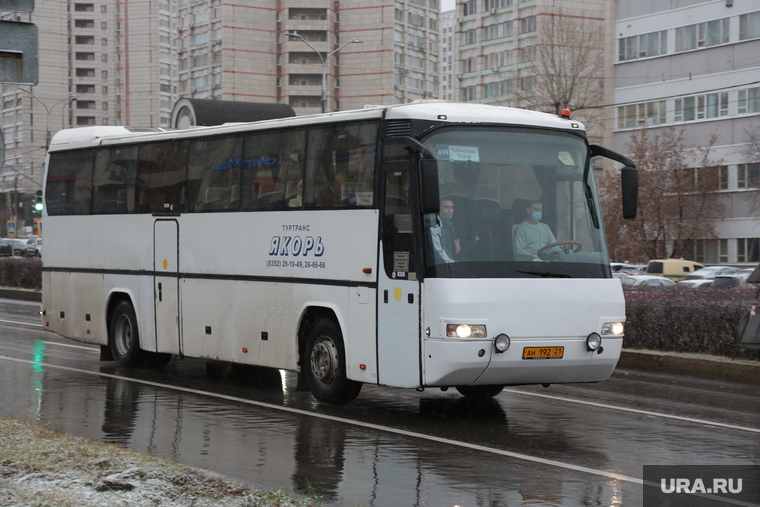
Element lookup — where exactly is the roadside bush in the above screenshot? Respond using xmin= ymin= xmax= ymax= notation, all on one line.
xmin=624 ymin=287 xmax=760 ymax=360
xmin=0 ymin=258 xmax=42 ymax=290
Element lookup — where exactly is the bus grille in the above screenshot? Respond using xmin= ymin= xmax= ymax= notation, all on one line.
xmin=384 ymin=120 xmax=412 ymax=138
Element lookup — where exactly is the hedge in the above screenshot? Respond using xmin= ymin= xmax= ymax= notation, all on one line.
xmin=0 ymin=258 xmax=42 ymax=290
xmin=624 ymin=288 xmax=760 ymax=360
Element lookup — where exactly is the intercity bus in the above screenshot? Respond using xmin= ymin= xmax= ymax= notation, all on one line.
xmin=40 ymin=102 xmax=638 ymax=403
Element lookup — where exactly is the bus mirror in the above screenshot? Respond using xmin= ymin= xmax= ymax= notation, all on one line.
xmin=589 ymin=144 xmax=638 ymax=220
xmin=621 ymin=166 xmax=638 ymax=220
xmin=420 ymin=158 xmax=440 ymax=214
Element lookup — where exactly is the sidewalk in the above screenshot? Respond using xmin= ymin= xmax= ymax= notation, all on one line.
xmin=4 ymin=287 xmax=758 ymax=384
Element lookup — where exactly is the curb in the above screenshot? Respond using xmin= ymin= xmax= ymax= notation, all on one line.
xmin=619 ymin=350 xmax=760 ymax=385
xmin=0 ymin=287 xmax=41 ymax=302
xmin=1 ymin=287 xmax=757 ymax=384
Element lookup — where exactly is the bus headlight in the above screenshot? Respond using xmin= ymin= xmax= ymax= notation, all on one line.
xmin=446 ymin=324 xmax=487 ymax=338
xmin=601 ymin=322 xmax=624 ymax=336
xmin=494 ymin=334 xmax=510 ymax=353
xmin=586 ymin=333 xmax=602 ymax=351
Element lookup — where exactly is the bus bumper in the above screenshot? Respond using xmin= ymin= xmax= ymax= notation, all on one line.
xmin=423 ymin=336 xmax=622 ymax=387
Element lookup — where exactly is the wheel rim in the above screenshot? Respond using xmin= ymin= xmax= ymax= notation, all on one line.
xmin=310 ymin=337 xmax=339 ymax=387
xmin=113 ymin=314 xmax=133 ymax=357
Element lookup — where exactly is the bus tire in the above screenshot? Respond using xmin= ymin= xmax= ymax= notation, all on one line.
xmin=304 ymin=319 xmax=362 ymax=404
xmin=109 ymin=301 xmax=142 ymax=368
xmin=455 ymin=385 xmax=504 ymax=400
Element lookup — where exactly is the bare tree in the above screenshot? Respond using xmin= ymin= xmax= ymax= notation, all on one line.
xmin=530 ymin=10 xmax=606 ymax=138
xmin=599 ymin=128 xmax=723 ymax=262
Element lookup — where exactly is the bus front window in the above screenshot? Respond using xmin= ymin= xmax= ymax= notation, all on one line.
xmin=422 ymin=128 xmax=610 ymax=279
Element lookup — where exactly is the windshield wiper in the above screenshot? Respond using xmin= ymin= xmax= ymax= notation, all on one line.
xmin=517 ymin=270 xmax=574 ymax=278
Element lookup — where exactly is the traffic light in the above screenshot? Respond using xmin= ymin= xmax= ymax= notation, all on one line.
xmin=34 ymin=189 xmax=43 ymax=214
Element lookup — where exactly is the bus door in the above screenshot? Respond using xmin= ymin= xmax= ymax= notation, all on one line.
xmin=153 ymin=219 xmax=181 ymax=355
xmin=377 ymin=166 xmax=421 ymax=387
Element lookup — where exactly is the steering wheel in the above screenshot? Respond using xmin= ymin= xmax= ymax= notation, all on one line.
xmin=537 ymin=241 xmax=583 ymax=259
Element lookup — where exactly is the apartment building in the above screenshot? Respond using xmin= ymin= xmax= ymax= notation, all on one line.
xmin=614 ymin=0 xmax=760 ymax=265
xmin=440 ymin=9 xmax=455 ymax=101
xmin=1 ymin=0 xmax=442 ymax=230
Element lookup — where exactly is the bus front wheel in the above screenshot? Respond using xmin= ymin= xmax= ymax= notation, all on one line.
xmin=109 ymin=301 xmax=142 ymax=368
xmin=304 ymin=319 xmax=362 ymax=404
xmin=455 ymin=385 xmax=505 ymax=400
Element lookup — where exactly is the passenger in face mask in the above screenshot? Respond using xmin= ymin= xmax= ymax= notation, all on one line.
xmin=513 ymin=200 xmax=556 ymax=260
xmin=430 ymin=198 xmax=460 ymax=264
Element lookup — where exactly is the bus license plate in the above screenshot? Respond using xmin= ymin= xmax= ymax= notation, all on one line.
xmin=522 ymin=346 xmax=564 ymax=359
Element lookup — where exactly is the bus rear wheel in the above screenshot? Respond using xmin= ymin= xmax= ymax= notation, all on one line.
xmin=110 ymin=301 xmax=142 ymax=368
xmin=304 ymin=319 xmax=362 ymax=404
xmin=455 ymin=385 xmax=505 ymax=400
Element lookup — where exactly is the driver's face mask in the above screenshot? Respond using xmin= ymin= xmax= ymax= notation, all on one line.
xmin=532 ymin=211 xmax=542 ymax=222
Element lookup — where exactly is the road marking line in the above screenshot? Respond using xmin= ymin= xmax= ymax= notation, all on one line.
xmin=0 ymin=318 xmax=43 ymax=328
xmin=0 ymin=355 xmax=642 ymax=486
xmin=41 ymin=341 xmax=100 ymax=352
xmin=502 ymin=388 xmax=760 ymax=434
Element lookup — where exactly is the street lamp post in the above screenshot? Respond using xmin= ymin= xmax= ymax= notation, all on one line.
xmin=284 ymin=33 xmax=363 ymax=113
xmin=19 ymin=88 xmax=78 ymax=148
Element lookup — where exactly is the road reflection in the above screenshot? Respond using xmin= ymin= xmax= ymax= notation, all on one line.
xmin=0 ymin=351 xmax=643 ymax=506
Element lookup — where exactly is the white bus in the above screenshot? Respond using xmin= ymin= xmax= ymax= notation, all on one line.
xmin=40 ymin=102 xmax=637 ymax=404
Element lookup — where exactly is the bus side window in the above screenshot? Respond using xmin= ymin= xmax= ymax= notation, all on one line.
xmin=187 ymin=135 xmax=243 ymax=212
xmin=382 ymin=171 xmax=415 ymax=279
xmin=241 ymin=129 xmax=304 ymax=211
xmin=47 ymin=150 xmax=94 ymax=215
xmin=136 ymin=140 xmax=189 ymax=213
xmin=92 ymin=146 xmax=138 ymax=214
xmin=305 ymin=121 xmax=378 ymax=208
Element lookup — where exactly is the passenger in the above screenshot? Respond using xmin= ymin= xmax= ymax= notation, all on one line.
xmin=513 ymin=200 xmax=556 ymax=260
xmin=316 ymin=172 xmax=347 ymax=207
xmin=288 ymin=180 xmax=303 ymax=208
xmin=430 ymin=198 xmax=460 ymax=264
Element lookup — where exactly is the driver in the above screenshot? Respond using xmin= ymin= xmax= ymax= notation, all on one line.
xmin=513 ymin=200 xmax=556 ymax=260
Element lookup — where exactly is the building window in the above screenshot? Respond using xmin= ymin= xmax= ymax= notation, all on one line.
xmin=676 ymin=18 xmax=730 ymax=51
xmin=75 ymin=19 xmax=94 ymax=28
xmin=737 ymin=163 xmax=760 ymax=189
xmin=738 ymin=238 xmax=760 ymax=263
xmin=463 ymin=0 xmax=477 ymax=16
xmin=674 ymin=93 xmax=728 ymax=122
xmin=463 ymin=29 xmax=476 ymax=45
xmin=462 ymin=86 xmax=476 ymax=101
xmin=719 ymin=165 xmax=729 ymax=190
xmin=484 ymin=21 xmax=512 ymax=41
xmin=618 ymin=31 xmax=667 ymax=61
xmin=75 ymin=68 xmax=95 ymax=77
xmin=738 ymin=87 xmax=760 ymax=114
xmin=101 ymin=5 xmax=107 ymax=13
xmin=739 ymin=11 xmax=760 ymax=40
xmin=75 ymin=36 xmax=95 ymax=45
xmin=76 ymin=116 xmax=96 ymax=125
xmin=74 ymin=3 xmax=94 ymax=12
xmin=486 ymin=0 xmax=512 ymax=8
xmin=101 ymin=21 xmax=107 ymax=29
xmin=521 ymin=16 xmax=536 ymax=34
xmin=484 ymin=81 xmax=511 ymax=98
xmin=617 ymin=101 xmax=667 ymax=129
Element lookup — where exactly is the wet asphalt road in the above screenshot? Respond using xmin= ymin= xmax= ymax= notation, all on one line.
xmin=0 ymin=298 xmax=758 ymax=507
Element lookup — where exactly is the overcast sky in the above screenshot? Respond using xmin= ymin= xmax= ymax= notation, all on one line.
xmin=441 ymin=0 xmax=455 ymax=12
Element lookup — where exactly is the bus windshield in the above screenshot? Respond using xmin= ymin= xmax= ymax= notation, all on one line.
xmin=422 ymin=127 xmax=609 ymax=279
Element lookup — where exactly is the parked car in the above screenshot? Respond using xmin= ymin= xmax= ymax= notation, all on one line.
xmin=2 ymin=238 xmax=27 ymax=257
xmin=684 ymin=265 xmax=745 ymax=280
xmin=645 ymin=259 xmax=704 ymax=281
xmin=0 ymin=238 xmax=13 ymax=257
xmin=25 ymin=237 xmax=41 ymax=257
xmin=620 ymin=275 xmax=677 ymax=289
xmin=711 ymin=275 xmax=751 ymax=290
xmin=675 ymin=279 xmax=714 ymax=290
xmin=611 ymin=263 xmax=647 ymax=277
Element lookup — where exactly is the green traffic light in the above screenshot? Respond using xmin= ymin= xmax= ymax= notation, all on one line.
xmin=34 ymin=200 xmax=43 ymax=212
